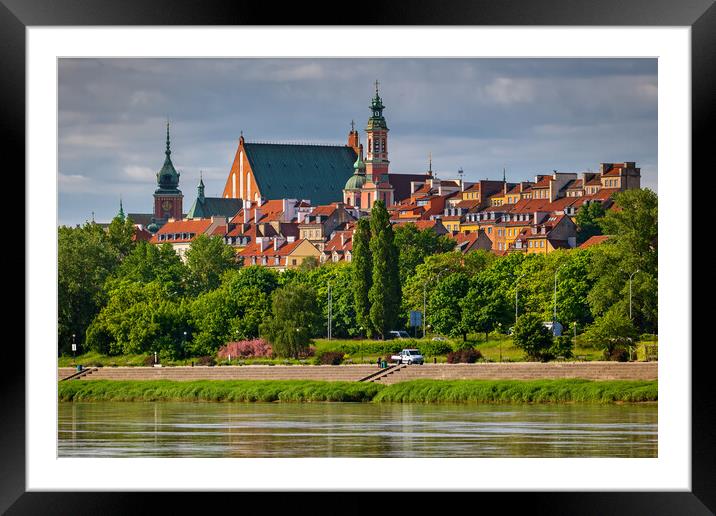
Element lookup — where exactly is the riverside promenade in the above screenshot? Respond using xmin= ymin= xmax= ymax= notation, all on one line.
xmin=59 ymin=361 xmax=657 ymax=384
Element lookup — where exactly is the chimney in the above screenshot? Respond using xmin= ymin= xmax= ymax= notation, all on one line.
xmin=287 ymin=236 xmax=295 ymax=243
xmin=273 ymin=238 xmax=279 ymax=251
xmin=243 ymin=209 xmax=248 ymax=224
xmin=340 ymin=233 xmax=345 ymax=247
xmin=254 ymin=207 xmax=262 ymax=223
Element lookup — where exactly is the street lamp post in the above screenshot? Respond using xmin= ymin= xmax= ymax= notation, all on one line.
xmin=72 ymin=333 xmax=76 ymax=358
xmin=327 ymin=282 xmax=332 ymax=341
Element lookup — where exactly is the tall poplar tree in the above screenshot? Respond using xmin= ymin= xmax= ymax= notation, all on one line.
xmin=368 ymin=200 xmax=401 ymax=338
xmin=352 ymin=218 xmax=373 ymax=336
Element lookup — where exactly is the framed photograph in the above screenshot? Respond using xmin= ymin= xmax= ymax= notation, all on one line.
xmin=5 ymin=0 xmax=713 ymax=512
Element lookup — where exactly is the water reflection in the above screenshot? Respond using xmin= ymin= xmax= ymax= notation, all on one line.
xmin=58 ymin=402 xmax=657 ymax=458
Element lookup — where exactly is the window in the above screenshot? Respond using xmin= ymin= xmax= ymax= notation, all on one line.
xmin=540 ymin=240 xmax=545 ymax=248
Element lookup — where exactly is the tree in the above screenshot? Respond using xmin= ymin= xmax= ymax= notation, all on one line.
xmin=461 ymin=275 xmax=512 ymax=342
xmin=587 ymin=189 xmax=658 ymax=333
xmin=513 ymin=313 xmax=554 ymax=361
xmin=189 ymin=267 xmax=278 ymax=355
xmin=583 ymin=306 xmax=639 ymax=359
xmin=575 ymin=202 xmax=606 ymax=244
xmin=305 ymin=262 xmax=359 ymax=338
xmin=106 ymin=214 xmax=137 ymax=260
xmin=352 ymin=218 xmax=372 ymax=335
xmin=112 ymin=241 xmax=187 ymax=294
xmin=428 ymin=272 xmax=470 ymax=339
xmin=58 ymin=222 xmax=119 ymax=354
xmin=86 ymin=280 xmax=190 ymax=358
xmin=184 ymin=234 xmax=238 ymax=295
xmin=260 ymin=283 xmax=321 ymax=358
xmin=368 ymin=201 xmax=401 ymax=338
xmin=298 ymin=255 xmax=319 ymax=271
xmin=393 ymin=223 xmax=456 ymax=285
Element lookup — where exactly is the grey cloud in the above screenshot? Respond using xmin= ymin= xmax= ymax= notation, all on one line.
xmin=58 ymin=58 xmax=657 ymax=226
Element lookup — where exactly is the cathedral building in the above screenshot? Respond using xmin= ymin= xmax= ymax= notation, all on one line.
xmin=221 ymin=84 xmax=430 ymax=210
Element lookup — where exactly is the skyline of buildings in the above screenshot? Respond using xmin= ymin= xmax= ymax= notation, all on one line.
xmin=58 ymin=58 xmax=658 ymax=226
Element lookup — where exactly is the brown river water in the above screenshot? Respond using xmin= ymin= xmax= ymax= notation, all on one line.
xmin=58 ymin=401 xmax=657 ymax=458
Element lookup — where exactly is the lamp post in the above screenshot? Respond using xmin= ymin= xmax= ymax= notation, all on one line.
xmin=71 ymin=333 xmax=76 ymax=358
xmin=327 ymin=282 xmax=332 ymax=341
xmin=423 ymin=269 xmax=449 ymax=338
xmin=627 ymin=269 xmax=640 ymax=320
xmin=515 ymin=273 xmax=526 ymax=327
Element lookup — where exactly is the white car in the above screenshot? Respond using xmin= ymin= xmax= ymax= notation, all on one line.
xmin=391 ymin=349 xmax=424 ymax=365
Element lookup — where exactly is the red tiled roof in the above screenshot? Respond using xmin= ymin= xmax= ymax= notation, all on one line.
xmin=531 ymin=176 xmax=552 ymax=188
xmin=579 ymin=235 xmax=612 ymax=248
xmin=455 ymin=199 xmax=481 ymax=210
xmin=151 ymin=219 xmax=213 ymax=243
xmin=591 ymin=187 xmax=620 ymax=201
xmin=311 ymin=205 xmax=337 ymax=217
xmin=210 ymin=225 xmax=228 ymax=236
xmin=239 ymin=239 xmax=304 ymax=257
xmin=324 ymin=230 xmax=353 ymax=252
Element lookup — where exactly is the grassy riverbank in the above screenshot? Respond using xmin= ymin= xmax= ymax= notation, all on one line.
xmin=58 ymin=379 xmax=657 ymax=404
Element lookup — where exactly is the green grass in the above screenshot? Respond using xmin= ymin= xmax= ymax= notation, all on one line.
xmin=59 ymin=379 xmax=657 ymax=404
xmin=57 ymin=380 xmax=383 ymax=403
xmin=372 ymin=379 xmax=657 ymax=404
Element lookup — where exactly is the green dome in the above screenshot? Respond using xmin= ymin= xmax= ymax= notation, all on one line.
xmin=344 ymin=173 xmax=367 ymax=190
xmin=353 ymin=154 xmax=365 ymax=171
xmin=147 ymin=222 xmax=160 ymax=234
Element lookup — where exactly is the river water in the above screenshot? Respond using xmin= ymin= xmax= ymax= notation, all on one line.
xmin=58 ymin=402 xmax=657 ymax=458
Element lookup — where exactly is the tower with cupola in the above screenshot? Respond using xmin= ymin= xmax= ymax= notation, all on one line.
xmin=153 ymin=122 xmax=184 ymax=223
xmin=360 ymin=81 xmax=394 ymax=209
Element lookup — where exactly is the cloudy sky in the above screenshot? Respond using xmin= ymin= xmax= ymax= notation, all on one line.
xmin=58 ymin=58 xmax=657 ymax=226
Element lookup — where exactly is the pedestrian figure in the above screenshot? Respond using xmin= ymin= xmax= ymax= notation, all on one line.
xmin=377 ymin=357 xmax=382 ymax=368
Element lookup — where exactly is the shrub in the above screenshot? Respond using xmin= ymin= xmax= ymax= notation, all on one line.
xmin=316 ymin=351 xmax=345 ymax=365
xmin=513 ymin=314 xmax=554 ymax=361
xmin=605 ymin=348 xmax=629 ymax=362
xmin=550 ymin=336 xmax=574 ymax=360
xmin=217 ymin=339 xmax=272 ymax=359
xmin=196 ymin=355 xmax=216 ymax=366
xmin=143 ymin=355 xmax=156 ymax=366
xmin=446 ymin=348 xmax=482 ymax=363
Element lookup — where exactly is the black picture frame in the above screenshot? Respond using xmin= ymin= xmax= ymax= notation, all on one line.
xmin=3 ymin=0 xmax=713 ymax=513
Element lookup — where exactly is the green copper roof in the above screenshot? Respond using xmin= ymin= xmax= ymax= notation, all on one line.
xmin=344 ymin=173 xmax=367 ymax=190
xmin=156 ymin=123 xmax=181 ymax=192
xmin=186 ymin=197 xmax=243 ymax=220
xmin=353 ymin=154 xmax=365 ymax=171
xmin=244 ymin=143 xmax=357 ymax=205
xmin=366 ymin=83 xmax=388 ymax=130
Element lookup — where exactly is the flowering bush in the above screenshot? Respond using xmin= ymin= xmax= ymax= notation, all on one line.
xmin=446 ymin=349 xmax=482 ymax=364
xmin=218 ymin=339 xmax=273 ymax=359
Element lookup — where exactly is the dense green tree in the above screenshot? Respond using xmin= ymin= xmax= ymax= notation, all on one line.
xmin=58 ymin=222 xmax=120 ymax=354
xmin=513 ymin=313 xmax=554 ymax=361
xmin=428 ymin=272 xmax=470 ymax=339
xmin=587 ymin=189 xmax=658 ymax=333
xmin=575 ymin=202 xmax=606 ymax=244
xmin=583 ymin=305 xmax=639 ymax=358
xmin=368 ymin=201 xmax=401 ymax=338
xmin=393 ymin=223 xmax=456 ymax=285
xmin=112 ymin=241 xmax=187 ymax=293
xmin=184 ymin=234 xmax=238 ymax=295
xmin=305 ymin=262 xmax=359 ymax=338
xmin=86 ymin=280 xmax=190 ymax=357
xmin=106 ymin=214 xmax=137 ymax=260
xmin=189 ymin=266 xmax=279 ymax=354
xmin=260 ymin=283 xmax=321 ymax=358
xmin=461 ymin=275 xmax=512 ymax=342
xmin=352 ymin=218 xmax=372 ymax=335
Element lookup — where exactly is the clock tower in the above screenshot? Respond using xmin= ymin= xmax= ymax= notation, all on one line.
xmin=153 ymin=122 xmax=183 ymax=224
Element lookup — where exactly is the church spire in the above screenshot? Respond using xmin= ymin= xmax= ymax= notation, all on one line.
xmin=118 ymin=196 xmax=125 ymax=220
xmin=197 ymin=171 xmax=205 ymax=201
xmin=166 ymin=121 xmax=171 ymax=157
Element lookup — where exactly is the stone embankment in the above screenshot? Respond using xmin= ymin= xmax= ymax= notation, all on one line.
xmin=59 ymin=362 xmax=657 ymax=383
